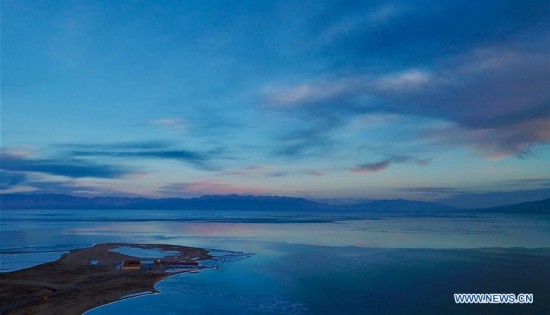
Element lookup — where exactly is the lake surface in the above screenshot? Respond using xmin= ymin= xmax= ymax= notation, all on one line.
xmin=1 ymin=209 xmax=549 ymax=314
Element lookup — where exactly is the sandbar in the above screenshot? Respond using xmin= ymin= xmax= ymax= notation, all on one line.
xmin=0 ymin=243 xmax=211 ymax=315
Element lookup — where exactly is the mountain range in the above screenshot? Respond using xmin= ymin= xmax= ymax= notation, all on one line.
xmin=0 ymin=193 xmax=548 ymax=213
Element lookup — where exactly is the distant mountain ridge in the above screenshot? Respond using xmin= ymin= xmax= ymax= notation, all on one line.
xmin=0 ymin=193 xmax=548 ymax=213
xmin=471 ymin=198 xmax=550 ymax=214
xmin=0 ymin=193 xmax=331 ymax=211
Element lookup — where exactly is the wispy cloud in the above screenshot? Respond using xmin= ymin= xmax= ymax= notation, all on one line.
xmin=315 ymin=3 xmax=406 ymax=46
xmin=63 ymin=141 xmax=222 ymax=170
xmin=221 ymin=165 xmax=327 ymax=178
xmin=262 ymin=69 xmax=432 ymax=108
xmin=3 ymin=0 xmax=549 ymax=202
xmin=259 ymin=0 xmax=550 ymax=159
xmin=1 ymin=175 xmax=149 ymax=197
xmin=0 ymin=152 xmax=129 ymax=179
xmin=351 ymin=155 xmax=429 ymax=174
xmin=263 ymin=46 xmax=550 ymax=158
xmin=350 ymin=160 xmax=390 ymax=174
xmin=72 ymin=149 xmax=207 ymax=162
xmin=419 ymin=118 xmax=550 ymax=158
xmin=397 ymin=186 xmax=465 ymax=195
xmin=373 ymin=69 xmax=432 ymax=92
xmin=149 ymin=117 xmax=186 ymax=131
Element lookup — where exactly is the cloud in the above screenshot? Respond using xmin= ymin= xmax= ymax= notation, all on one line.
xmin=64 ymin=141 xmax=221 ymax=170
xmin=0 ymin=161 xmax=158 ymax=196
xmin=310 ymin=1 xmax=550 ymax=69
xmin=373 ymin=70 xmax=432 ymax=92
xmin=160 ymin=181 xmax=269 ymax=196
xmin=12 ymin=179 xmax=98 ymax=196
xmin=317 ymin=3 xmax=405 ymax=45
xmin=428 ymin=49 xmax=550 ymax=130
xmin=351 ymin=155 xmax=429 ymax=174
xmin=149 ymin=117 xmax=186 ymax=131
xmin=397 ymin=186 xmax=465 ymax=195
xmin=263 ymin=47 xmax=550 ymax=157
xmin=221 ymin=166 xmax=327 ymax=178
xmin=259 ymin=0 xmax=550 ymax=158
xmin=262 ymin=69 xmax=432 ymax=109
xmin=388 ymin=155 xmax=430 ymax=165
xmin=0 ymin=152 xmax=129 ymax=179
xmin=2 ymin=176 xmax=144 ymax=197
xmin=262 ymin=77 xmax=362 ymax=107
xmin=350 ymin=160 xmax=390 ymax=174
xmin=420 ymin=118 xmax=550 ymax=158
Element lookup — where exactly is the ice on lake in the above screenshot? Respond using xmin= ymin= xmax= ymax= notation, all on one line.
xmin=109 ymin=246 xmax=180 ymax=258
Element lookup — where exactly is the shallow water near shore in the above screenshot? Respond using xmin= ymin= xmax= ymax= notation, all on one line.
xmin=1 ymin=209 xmax=550 ymax=314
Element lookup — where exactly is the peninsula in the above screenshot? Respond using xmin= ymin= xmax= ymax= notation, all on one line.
xmin=0 ymin=243 xmax=211 ymax=315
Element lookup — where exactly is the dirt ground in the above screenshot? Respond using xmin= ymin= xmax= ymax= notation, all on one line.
xmin=0 ymin=243 xmax=211 ymax=315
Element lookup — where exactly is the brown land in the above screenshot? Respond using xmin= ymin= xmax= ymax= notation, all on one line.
xmin=0 ymin=243 xmax=211 ymax=315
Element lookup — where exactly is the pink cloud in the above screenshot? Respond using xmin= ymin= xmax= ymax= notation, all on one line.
xmin=149 ymin=117 xmax=186 ymax=131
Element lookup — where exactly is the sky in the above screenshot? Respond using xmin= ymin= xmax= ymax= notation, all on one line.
xmin=1 ymin=0 xmax=550 ymax=208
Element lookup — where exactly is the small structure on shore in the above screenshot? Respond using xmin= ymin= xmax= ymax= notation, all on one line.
xmin=120 ymin=259 xmax=200 ymax=271
xmin=121 ymin=259 xmax=140 ymax=270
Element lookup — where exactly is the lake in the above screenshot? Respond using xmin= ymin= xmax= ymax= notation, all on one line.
xmin=1 ymin=209 xmax=549 ymax=314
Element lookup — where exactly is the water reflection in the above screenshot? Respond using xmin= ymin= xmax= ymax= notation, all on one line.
xmin=87 ymin=242 xmax=550 ymax=315
xmin=2 ymin=210 xmax=550 ymax=314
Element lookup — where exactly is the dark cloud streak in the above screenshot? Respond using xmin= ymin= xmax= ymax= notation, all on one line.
xmin=62 ymin=141 xmax=223 ymax=170
xmin=351 ymin=160 xmax=390 ymax=173
xmin=351 ymin=155 xmax=429 ymax=174
xmin=0 ymin=153 xmax=128 ymax=179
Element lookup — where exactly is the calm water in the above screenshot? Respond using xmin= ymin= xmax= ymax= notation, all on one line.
xmin=1 ymin=209 xmax=549 ymax=314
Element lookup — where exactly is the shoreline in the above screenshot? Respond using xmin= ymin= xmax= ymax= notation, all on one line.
xmin=82 ymin=292 xmax=161 ymax=315
xmin=85 ymin=260 xmax=205 ymax=314
xmin=82 ymin=268 xmax=188 ymax=315
xmin=0 ymin=243 xmax=211 ymax=315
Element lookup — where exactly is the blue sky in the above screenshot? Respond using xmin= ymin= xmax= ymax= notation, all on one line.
xmin=2 ymin=0 xmax=549 ymax=207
